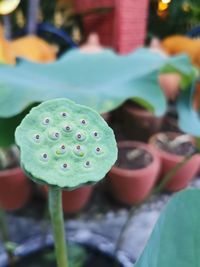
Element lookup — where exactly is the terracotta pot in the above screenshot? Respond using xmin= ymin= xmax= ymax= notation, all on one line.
xmin=107 ymin=141 xmax=161 ymax=205
xmin=0 ymin=167 xmax=31 ymax=211
xmin=149 ymin=132 xmax=200 ymax=192
xmin=43 ymin=186 xmax=93 ymax=214
xmin=123 ymin=103 xmax=163 ymax=142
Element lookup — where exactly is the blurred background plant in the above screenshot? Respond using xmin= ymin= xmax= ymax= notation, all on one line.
xmin=148 ymin=0 xmax=200 ymax=39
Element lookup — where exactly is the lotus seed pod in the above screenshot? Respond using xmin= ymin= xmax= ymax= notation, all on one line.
xmin=15 ymin=98 xmax=118 ymax=189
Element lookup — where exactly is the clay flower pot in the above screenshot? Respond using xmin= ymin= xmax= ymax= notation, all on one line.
xmin=149 ymin=132 xmax=200 ymax=192
xmin=43 ymin=186 xmax=93 ymax=214
xmin=107 ymin=141 xmax=161 ymax=205
xmin=0 ymin=167 xmax=31 ymax=210
xmin=123 ymin=102 xmax=163 ymax=142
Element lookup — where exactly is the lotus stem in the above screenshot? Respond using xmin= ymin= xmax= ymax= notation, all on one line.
xmin=48 ymin=186 xmax=68 ymax=267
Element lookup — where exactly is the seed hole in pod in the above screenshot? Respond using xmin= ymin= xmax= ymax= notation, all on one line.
xmin=43 ymin=117 xmax=50 ymax=125
xmin=61 ymin=163 xmax=69 ymax=171
xmin=74 ymin=145 xmax=85 ymax=157
xmin=93 ymin=131 xmax=100 ymax=139
xmin=76 ymin=132 xmax=86 ymax=141
xmin=56 ymin=144 xmax=66 ymax=155
xmin=95 ymin=147 xmax=102 ymax=154
xmin=63 ymin=125 xmax=72 ymax=132
xmin=41 ymin=153 xmax=48 ymax=162
xmin=81 ymin=119 xmax=87 ymax=125
xmin=33 ymin=134 xmax=40 ymax=142
xmin=84 ymin=161 xmax=91 ymax=168
xmin=61 ymin=145 xmax=66 ymax=153
xmin=61 ymin=112 xmax=68 ymax=118
xmin=50 ymin=131 xmax=60 ymax=140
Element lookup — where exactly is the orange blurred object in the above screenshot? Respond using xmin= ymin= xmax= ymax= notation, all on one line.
xmin=0 ymin=25 xmax=56 ymax=64
xmin=162 ymin=35 xmax=200 ymax=68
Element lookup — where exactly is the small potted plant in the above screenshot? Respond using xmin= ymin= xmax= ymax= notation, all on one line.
xmin=0 ymin=146 xmax=31 ymax=210
xmin=15 ymin=98 xmax=118 ymax=266
xmin=149 ymin=132 xmax=200 ymax=192
xmin=108 ymin=141 xmax=161 ymax=205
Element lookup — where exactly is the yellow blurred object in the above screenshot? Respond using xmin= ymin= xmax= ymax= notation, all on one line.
xmin=161 ymin=0 xmax=171 ymax=4
xmin=158 ymin=1 xmax=168 ymax=11
xmin=11 ymin=35 xmax=56 ymax=63
xmin=0 ymin=25 xmax=56 ymax=64
xmin=162 ymin=35 xmax=200 ymax=68
xmin=182 ymin=1 xmax=190 ymax=12
xmin=0 ymin=0 xmax=20 ymax=15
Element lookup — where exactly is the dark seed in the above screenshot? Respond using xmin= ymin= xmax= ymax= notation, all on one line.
xmin=77 ymin=134 xmax=81 ymax=139
xmin=62 ymin=112 xmax=67 ymax=117
xmin=96 ymin=147 xmax=100 ymax=152
xmin=94 ymin=132 xmax=98 ymax=137
xmin=63 ymin=163 xmax=67 ymax=168
xmin=61 ymin=145 xmax=65 ymax=149
xmin=35 ymin=134 xmax=40 ymax=139
xmin=65 ymin=126 xmax=70 ymax=131
xmin=86 ymin=161 xmax=90 ymax=166
xmin=55 ymin=132 xmax=59 ymax=138
xmin=76 ymin=145 xmax=81 ymax=150
xmin=81 ymin=120 xmax=86 ymax=124
xmin=43 ymin=153 xmax=48 ymax=158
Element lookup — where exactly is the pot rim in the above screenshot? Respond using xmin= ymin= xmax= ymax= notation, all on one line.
xmin=0 ymin=166 xmax=24 ymax=177
xmin=111 ymin=140 xmax=160 ymax=176
xmin=123 ymin=104 xmax=155 ymax=117
xmin=149 ymin=132 xmax=196 ymax=162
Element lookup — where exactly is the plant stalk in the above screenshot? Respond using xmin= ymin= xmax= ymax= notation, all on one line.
xmin=0 ymin=209 xmax=15 ymax=266
xmin=48 ymin=187 xmax=68 ymax=267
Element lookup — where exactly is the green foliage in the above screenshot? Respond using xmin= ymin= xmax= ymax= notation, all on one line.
xmin=0 ymin=48 xmax=195 ymax=146
xmin=177 ymin=79 xmax=200 ymax=136
xmin=15 ymin=98 xmax=117 ymax=189
xmin=135 ymin=189 xmax=200 ymax=267
xmin=148 ymin=0 xmax=200 ymax=38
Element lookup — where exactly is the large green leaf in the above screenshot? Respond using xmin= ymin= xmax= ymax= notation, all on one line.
xmin=0 ymin=48 xmax=194 ymax=118
xmin=177 ymin=79 xmax=200 ymax=137
xmin=135 ymin=189 xmax=200 ymax=267
xmin=0 ymin=48 xmax=195 ymax=146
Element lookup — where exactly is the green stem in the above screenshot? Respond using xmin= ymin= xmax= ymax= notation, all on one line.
xmin=0 ymin=209 xmax=15 ymax=266
xmin=48 ymin=187 xmax=68 ymax=267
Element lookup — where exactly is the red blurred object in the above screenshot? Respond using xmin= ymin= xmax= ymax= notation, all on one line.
xmin=74 ymin=0 xmax=149 ymax=54
xmin=43 ymin=186 xmax=93 ymax=214
xmin=0 ymin=167 xmax=31 ymax=211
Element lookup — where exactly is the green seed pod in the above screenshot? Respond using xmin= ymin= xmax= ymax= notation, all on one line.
xmin=15 ymin=98 xmax=118 ymax=189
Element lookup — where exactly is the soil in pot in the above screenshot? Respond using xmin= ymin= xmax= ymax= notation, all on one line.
xmin=115 ymin=147 xmax=153 ymax=170
xmin=149 ymin=132 xmax=200 ymax=192
xmin=13 ymin=244 xmax=123 ymax=267
xmin=156 ymin=134 xmax=196 ymax=156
